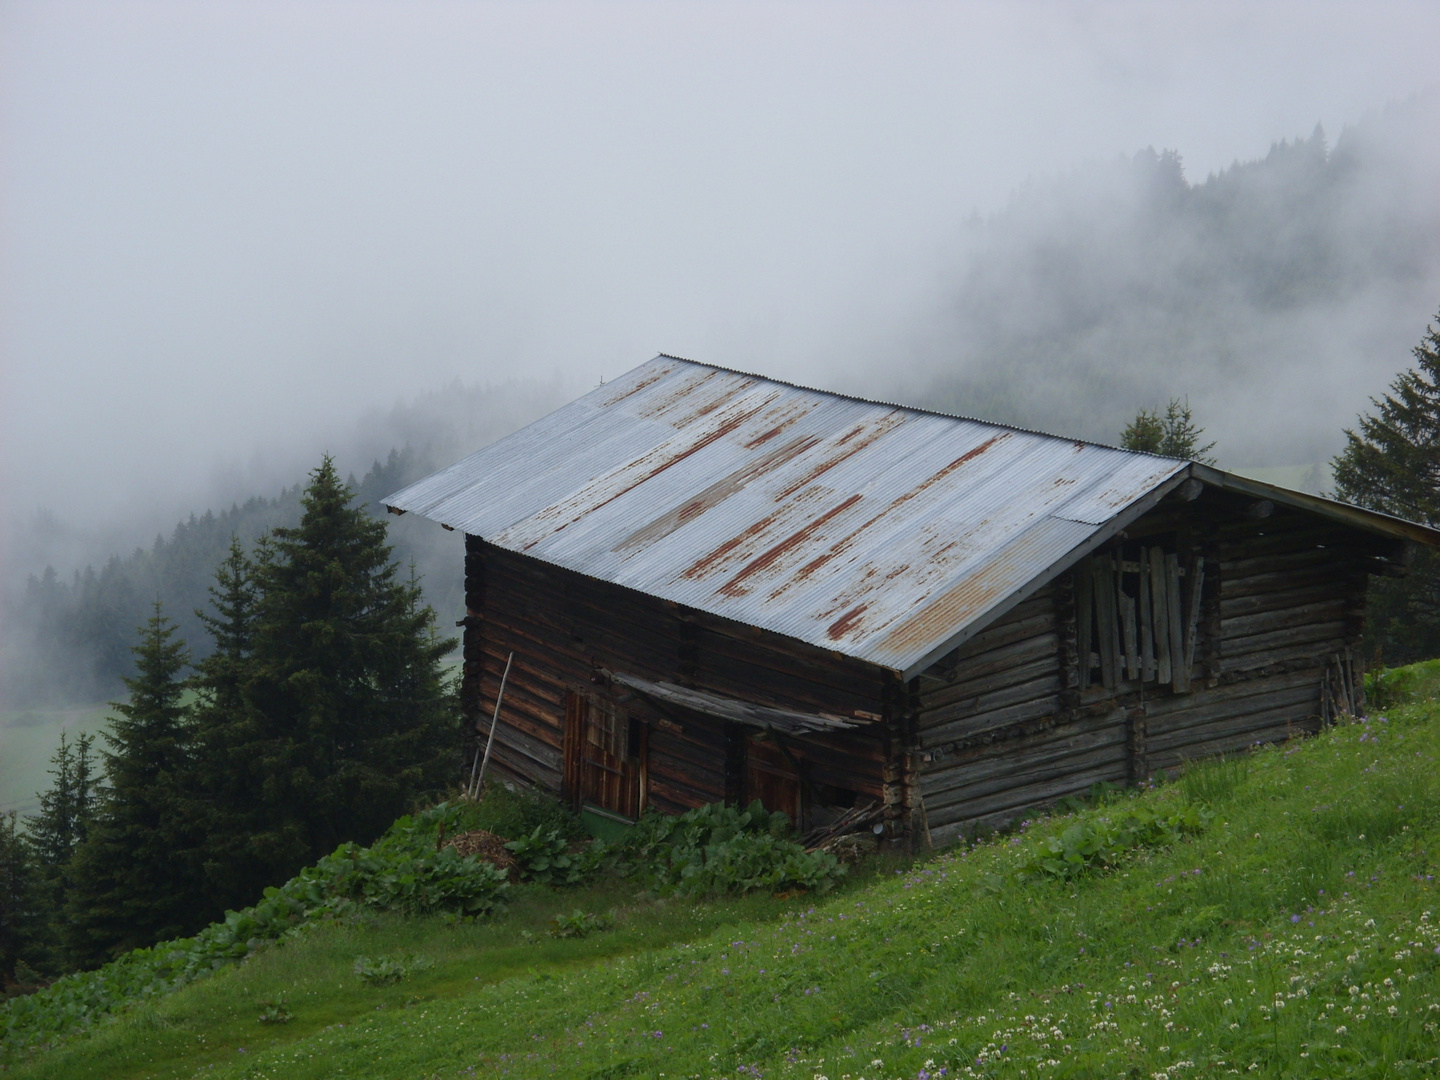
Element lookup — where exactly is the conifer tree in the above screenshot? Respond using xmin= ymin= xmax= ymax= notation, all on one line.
xmin=64 ymin=603 xmax=202 ymax=968
xmin=194 ymin=537 xmax=257 ymax=713
xmin=25 ymin=731 xmax=99 ymax=878
xmin=1333 ymin=314 xmax=1440 ymax=523
xmin=211 ymin=458 xmax=456 ymax=893
xmin=187 ymin=537 xmax=266 ymax=914
xmin=21 ymin=731 xmax=98 ymax=970
xmin=0 ymin=812 xmax=42 ymax=988
xmin=1120 ymin=397 xmax=1216 ymax=462
xmin=1333 ymin=310 xmax=1440 ymax=662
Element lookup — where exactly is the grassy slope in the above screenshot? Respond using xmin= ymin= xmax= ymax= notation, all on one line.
xmin=10 ymin=668 xmax=1440 ymax=1079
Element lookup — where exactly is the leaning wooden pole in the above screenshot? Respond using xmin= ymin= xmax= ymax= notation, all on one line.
xmin=470 ymin=651 xmax=514 ymax=799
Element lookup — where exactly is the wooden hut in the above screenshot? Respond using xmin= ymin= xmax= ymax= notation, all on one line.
xmin=384 ymin=356 xmax=1437 ymax=845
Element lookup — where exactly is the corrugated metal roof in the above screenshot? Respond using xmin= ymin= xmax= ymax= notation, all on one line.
xmin=385 ymin=355 xmax=1198 ymax=676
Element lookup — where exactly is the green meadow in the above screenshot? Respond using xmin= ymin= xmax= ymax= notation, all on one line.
xmin=7 ymin=663 xmax=1440 ymax=1079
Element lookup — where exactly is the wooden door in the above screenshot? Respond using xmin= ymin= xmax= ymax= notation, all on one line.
xmin=744 ymin=733 xmax=802 ymax=825
xmin=564 ymin=691 xmax=642 ymax=820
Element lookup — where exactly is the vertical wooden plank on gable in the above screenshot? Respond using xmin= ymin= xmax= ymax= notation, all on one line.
xmin=1138 ymin=547 xmax=1154 ymax=681
xmin=1178 ymin=557 xmax=1205 ymax=694
xmin=1120 ymin=578 xmax=1139 ymax=682
xmin=1093 ymin=558 xmax=1118 ymax=690
xmin=1056 ymin=571 xmax=1081 ymax=723
xmin=1108 ymin=557 xmax=1124 ymax=687
xmin=1076 ymin=561 xmax=1093 ymax=691
xmin=1166 ymin=553 xmax=1186 ymax=692
xmin=1150 ymin=547 xmax=1171 ymax=684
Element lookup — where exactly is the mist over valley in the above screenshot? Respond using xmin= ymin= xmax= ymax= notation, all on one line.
xmin=3 ymin=4 xmax=1439 ymax=757
xmin=5 ymin=93 xmax=1439 ymax=715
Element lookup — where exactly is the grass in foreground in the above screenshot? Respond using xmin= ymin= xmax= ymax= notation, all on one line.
xmin=1 ymin=880 xmax=832 ymax=1079
xmin=9 ymin=668 xmax=1440 ymax=1078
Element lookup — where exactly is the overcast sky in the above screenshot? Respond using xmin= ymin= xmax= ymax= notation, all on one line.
xmin=3 ymin=0 xmax=1439 ymax=550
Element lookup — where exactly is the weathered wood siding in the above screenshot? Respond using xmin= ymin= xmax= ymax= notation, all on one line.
xmin=910 ymin=585 xmax=1105 ymax=844
xmin=462 ymin=485 xmax=1399 ymax=847
xmin=462 ymin=538 xmax=893 ymax=819
xmin=912 ymin=489 xmax=1383 ymax=847
xmin=1142 ymin=505 xmax=1370 ymax=771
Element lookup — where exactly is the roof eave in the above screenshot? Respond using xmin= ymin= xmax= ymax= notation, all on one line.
xmin=895 ymin=463 xmax=1440 ymax=681
xmin=895 ymin=464 xmax=1194 ymax=681
xmin=1189 ymin=464 xmax=1440 ymax=548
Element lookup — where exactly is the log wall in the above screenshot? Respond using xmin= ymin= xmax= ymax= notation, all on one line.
xmin=912 ymin=488 xmax=1387 ymax=847
xmin=462 ymin=538 xmax=893 ymax=820
xmin=462 ymin=484 xmax=1399 ymax=848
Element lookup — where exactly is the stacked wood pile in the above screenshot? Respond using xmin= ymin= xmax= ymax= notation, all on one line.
xmin=443 ymin=830 xmax=519 ymax=881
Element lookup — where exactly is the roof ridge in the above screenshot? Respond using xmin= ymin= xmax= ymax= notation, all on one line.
xmin=652 ymin=352 xmax=1177 ymax=462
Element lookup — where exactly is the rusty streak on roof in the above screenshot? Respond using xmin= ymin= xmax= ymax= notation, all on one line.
xmin=384 ymin=354 xmax=1436 ymax=679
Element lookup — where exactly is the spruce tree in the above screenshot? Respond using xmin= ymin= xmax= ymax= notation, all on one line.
xmin=25 ymin=731 xmax=99 ymax=878
xmin=22 ymin=731 xmax=98 ymax=971
xmin=1333 ymin=310 xmax=1440 ymax=662
xmin=187 ymin=537 xmax=267 ymax=914
xmin=0 ymin=812 xmax=42 ymax=988
xmin=1120 ymin=397 xmax=1216 ymax=462
xmin=217 ymin=458 xmax=456 ymax=892
xmin=1333 ymin=314 xmax=1440 ymax=523
xmin=194 ymin=537 xmax=257 ymax=713
xmin=64 ymin=603 xmax=201 ymax=968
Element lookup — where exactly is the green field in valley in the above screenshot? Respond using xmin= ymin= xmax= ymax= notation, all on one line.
xmin=6 ymin=663 xmax=1440 ymax=1079
xmin=0 ymin=703 xmax=109 ymax=817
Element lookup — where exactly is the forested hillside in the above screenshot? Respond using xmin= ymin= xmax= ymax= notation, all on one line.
xmin=5 ymin=97 xmax=1440 ymax=707
xmin=0 ymin=379 xmax=568 ymax=707
xmin=884 ymin=95 xmax=1440 ymax=469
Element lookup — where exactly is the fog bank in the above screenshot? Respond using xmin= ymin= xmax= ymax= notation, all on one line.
xmin=4 ymin=1 xmax=1439 ymax=560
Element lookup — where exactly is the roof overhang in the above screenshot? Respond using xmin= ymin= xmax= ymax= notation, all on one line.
xmin=383 ymin=356 xmax=1440 ymax=684
xmin=600 ymin=668 xmax=867 ymax=735
xmin=1190 ymin=464 xmax=1440 ymax=548
xmin=892 ymin=463 xmax=1440 ymax=681
xmin=890 ymin=466 xmax=1195 ymax=680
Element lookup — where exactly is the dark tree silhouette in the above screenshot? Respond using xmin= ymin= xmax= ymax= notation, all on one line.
xmin=1334 ymin=310 xmax=1440 ymax=663
xmin=64 ymin=604 xmax=201 ymax=968
xmin=197 ymin=458 xmax=457 ymax=903
xmin=1120 ymin=398 xmax=1216 ymax=462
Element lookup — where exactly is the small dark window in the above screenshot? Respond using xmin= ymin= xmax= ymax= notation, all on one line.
xmin=1076 ymin=543 xmax=1205 ymax=694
